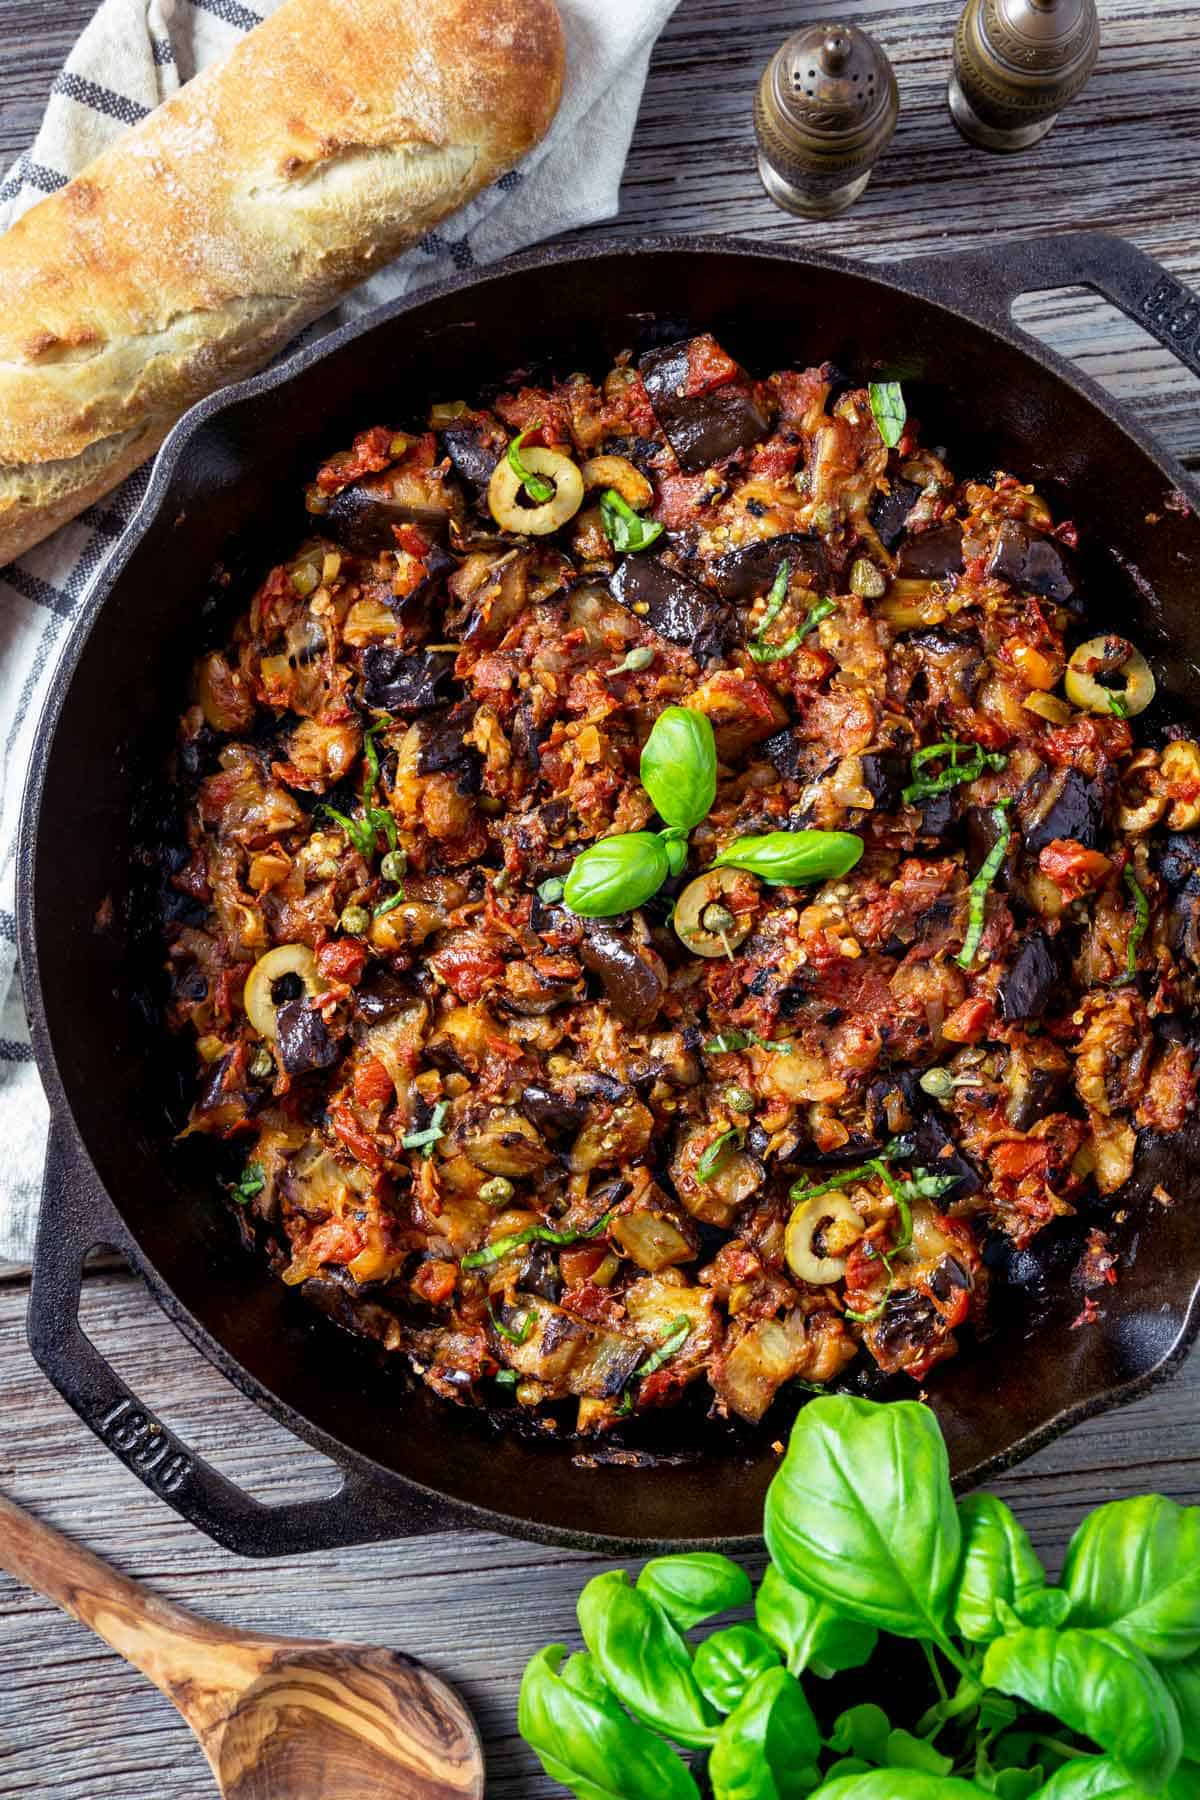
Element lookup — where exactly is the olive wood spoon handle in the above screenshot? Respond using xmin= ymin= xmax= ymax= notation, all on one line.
xmin=0 ymin=1490 xmax=484 ymax=1799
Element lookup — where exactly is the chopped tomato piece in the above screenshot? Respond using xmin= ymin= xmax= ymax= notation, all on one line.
xmin=330 ymin=1102 xmax=383 ymax=1171
xmin=1039 ymin=838 xmax=1113 ymax=902
xmin=412 ymin=1259 xmax=458 ymax=1306
xmin=942 ymin=997 xmax=994 ymax=1045
xmin=353 ymin=1058 xmax=395 ymax=1109
xmin=316 ymin=939 xmax=368 ymax=985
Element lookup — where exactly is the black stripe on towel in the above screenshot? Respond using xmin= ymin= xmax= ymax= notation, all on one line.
xmin=52 ymin=73 xmax=150 ymax=128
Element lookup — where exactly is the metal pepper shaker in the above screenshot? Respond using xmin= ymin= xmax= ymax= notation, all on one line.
xmin=949 ymin=0 xmax=1100 ymax=153
xmin=754 ymin=23 xmax=899 ymax=220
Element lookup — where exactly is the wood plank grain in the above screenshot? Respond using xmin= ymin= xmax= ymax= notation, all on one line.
xmin=0 ymin=1269 xmax=1198 ymax=1796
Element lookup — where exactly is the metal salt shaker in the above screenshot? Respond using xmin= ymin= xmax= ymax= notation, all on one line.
xmin=754 ymin=23 xmax=899 ymax=220
xmin=949 ymin=0 xmax=1100 ymax=153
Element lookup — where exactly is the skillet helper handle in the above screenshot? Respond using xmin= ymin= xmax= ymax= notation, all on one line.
xmin=903 ymin=230 xmax=1200 ymax=382
xmin=26 ymin=1130 xmax=443 ymax=1556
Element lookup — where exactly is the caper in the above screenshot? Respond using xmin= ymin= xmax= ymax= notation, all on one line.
xmin=315 ymin=858 xmax=340 ymax=881
xmin=919 ymin=1067 xmax=956 ymax=1100
xmin=479 ymin=1176 xmax=516 ymax=1204
xmin=702 ymin=903 xmax=736 ymax=935
xmin=724 ymin=1085 xmax=756 ymax=1114
xmin=249 ymin=1046 xmax=275 ymax=1081
xmin=380 ymin=849 xmax=407 ymax=884
xmin=339 ymin=904 xmax=370 ymax=935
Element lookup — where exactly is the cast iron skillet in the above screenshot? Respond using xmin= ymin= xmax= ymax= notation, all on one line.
xmin=17 ymin=231 xmax=1200 ymax=1558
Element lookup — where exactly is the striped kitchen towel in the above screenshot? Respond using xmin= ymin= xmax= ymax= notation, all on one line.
xmin=0 ymin=0 xmax=678 ymax=1261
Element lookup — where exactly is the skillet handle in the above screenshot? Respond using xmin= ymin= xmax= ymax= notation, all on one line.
xmin=26 ymin=1131 xmax=449 ymax=1556
xmin=900 ymin=230 xmax=1200 ymax=382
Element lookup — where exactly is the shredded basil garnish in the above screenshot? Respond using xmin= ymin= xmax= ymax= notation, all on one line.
xmin=696 ymin=1127 xmax=744 ymax=1184
xmin=402 ymin=1099 xmax=449 ymax=1158
xmin=507 ymin=425 xmax=554 ymax=503
xmin=319 ymin=720 xmax=397 ymax=857
xmin=230 ymin=1161 xmax=265 ymax=1205
xmin=636 ymin=1314 xmax=692 ymax=1380
xmin=462 ymin=1210 xmax=615 ymax=1272
xmin=494 ymin=1368 xmax=519 ymax=1388
xmin=488 ymin=1301 xmax=533 ymax=1346
xmin=901 ymin=741 xmax=1008 ymax=806
xmin=373 ymin=890 xmax=407 ymax=919
xmin=748 ymin=562 xmax=836 ymax=665
xmin=1108 ymin=691 xmax=1130 ymax=718
xmin=868 ymin=380 xmax=907 ymax=449
xmin=1122 ymin=866 xmax=1150 ymax=982
xmin=600 ymin=489 xmax=663 ymax=553
xmin=704 ymin=1028 xmax=793 ymax=1056
xmin=956 ymin=801 xmax=1012 ymax=970
xmin=787 ymin=1138 xmax=912 ymax=1207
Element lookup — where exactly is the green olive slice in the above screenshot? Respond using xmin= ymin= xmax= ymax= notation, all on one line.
xmin=488 ymin=447 xmax=584 ymax=535
xmin=244 ymin=943 xmax=321 ymax=1039
xmin=784 ymin=1192 xmax=863 ymax=1285
xmin=673 ymin=868 xmax=755 ymax=958
xmin=1064 ymin=635 xmax=1155 ymax=717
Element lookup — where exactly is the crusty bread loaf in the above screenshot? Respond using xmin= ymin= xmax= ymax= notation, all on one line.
xmin=0 ymin=0 xmax=564 ymax=564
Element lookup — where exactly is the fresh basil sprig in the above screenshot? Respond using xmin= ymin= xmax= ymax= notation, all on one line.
xmin=601 ymin=488 xmax=664 ymax=553
xmin=508 ymin=424 xmax=555 ymax=503
xmin=869 ymin=381 xmax=907 ymax=450
xmin=562 ymin=831 xmax=672 ymax=918
xmin=641 ymin=705 xmax=718 ymax=832
xmin=712 ymin=829 xmax=864 ymax=887
xmin=520 ymin=1393 xmax=1197 ymax=1800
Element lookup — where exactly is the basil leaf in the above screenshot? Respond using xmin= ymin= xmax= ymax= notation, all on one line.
xmin=577 ymin=1569 xmax=719 ymax=1749
xmin=1061 ymin=1494 xmax=1200 ymax=1661
xmin=1016 ymin=1587 xmax=1072 ymax=1629
xmin=1121 ymin=868 xmax=1149 ymax=981
xmin=982 ymin=1626 xmax=1182 ymax=1791
xmin=712 ymin=829 xmax=864 ymax=887
xmin=698 ymin=1128 xmax=743 ymax=1183
xmin=764 ymin=1395 xmax=961 ymax=1643
xmin=811 ymin=1775 xmax=989 ymax=1798
xmin=230 ymin=1161 xmax=265 ymax=1204
xmin=756 ymin=1565 xmax=877 ymax=1677
xmin=957 ymin=803 xmax=1012 ymax=969
xmin=693 ymin=1626 xmax=782 ymax=1715
xmin=641 ymin=705 xmax=718 ymax=832
xmin=637 ymin=1553 xmax=753 ymax=1632
xmin=868 ymin=381 xmax=907 ymax=450
xmin=1160 ymin=1651 xmax=1200 ymax=1762
xmin=1029 ymin=1754 xmax=1199 ymax=1799
xmin=708 ymin=1666 xmax=821 ymax=1800
xmin=637 ymin=1313 xmax=692 ymax=1377
xmin=989 ymin=1774 xmax=1043 ymax=1800
xmin=563 ymin=831 xmax=670 ymax=917
xmin=401 ymin=1099 xmax=448 ymax=1156
xmin=601 ymin=488 xmax=664 ymax=553
xmin=831 ymin=1704 xmax=892 ymax=1764
xmin=518 ymin=1643 xmax=701 ymax=1800
xmin=885 ymin=1729 xmax=953 ymax=1775
xmin=953 ymin=1494 xmax=1049 ymax=1645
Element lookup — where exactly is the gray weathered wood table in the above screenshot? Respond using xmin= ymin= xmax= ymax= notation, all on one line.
xmin=2 ymin=2 xmax=1200 ymax=1793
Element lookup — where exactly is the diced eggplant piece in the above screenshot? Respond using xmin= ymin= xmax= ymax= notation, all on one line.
xmin=918 ymin=789 xmax=959 ymax=843
xmin=521 ymin=1084 xmax=590 ymax=1146
xmin=704 ymin=532 xmax=826 ymax=602
xmin=362 ymin=646 xmax=456 ymax=714
xmin=869 ymin=476 xmax=922 ymax=550
xmin=275 ymin=998 xmax=340 ymax=1076
xmin=639 ymin=340 xmax=769 ymax=472
xmin=860 ymin=750 xmax=907 ymax=813
xmin=1020 ymin=766 xmax=1106 ymax=855
xmin=997 ymin=931 xmax=1064 ymax=1023
xmin=1154 ymin=834 xmax=1200 ymax=964
xmin=912 ymin=1111 xmax=983 ymax=1200
xmin=610 ymin=556 xmax=734 ymax=662
xmin=442 ymin=423 xmax=501 ymax=493
xmin=609 ymin=1208 xmax=697 ymax=1273
xmin=354 ymin=969 xmax=422 ymax=1023
xmin=865 ymin=1071 xmax=924 ymax=1141
xmin=518 ymin=1241 xmax=564 ymax=1303
xmin=896 ymin=522 xmax=964 ymax=580
xmin=417 ymin=715 xmax=483 ymax=793
xmin=761 ymin=727 xmax=834 ymax=786
xmin=1001 ymin=1034 xmax=1070 ymax=1132
xmin=987 ymin=520 xmax=1078 ymax=606
xmin=326 ymin=471 xmax=457 ymax=552
xmin=580 ymin=927 xmax=666 ymax=1026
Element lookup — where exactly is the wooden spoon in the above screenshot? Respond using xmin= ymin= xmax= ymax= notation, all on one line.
xmin=0 ymin=1491 xmax=484 ymax=1799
